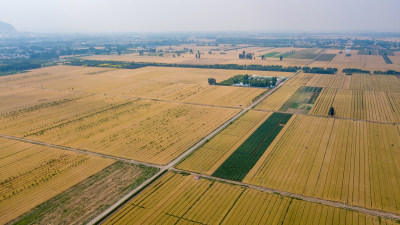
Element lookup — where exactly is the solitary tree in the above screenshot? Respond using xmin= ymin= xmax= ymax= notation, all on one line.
xmin=243 ymin=75 xmax=249 ymax=85
xmin=261 ymin=55 xmax=265 ymax=60
xmin=208 ymin=78 xmax=216 ymax=85
xmin=280 ymin=56 xmax=283 ymax=61
xmin=328 ymin=106 xmax=336 ymax=116
xmin=271 ymin=77 xmax=277 ymax=87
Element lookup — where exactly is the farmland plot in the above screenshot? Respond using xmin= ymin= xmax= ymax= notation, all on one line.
xmin=309 ymin=88 xmax=400 ymax=123
xmin=12 ymin=162 xmax=157 ymax=225
xmin=285 ymin=73 xmax=315 ymax=86
xmin=104 ymin=172 xmax=397 ymax=225
xmin=278 ymin=86 xmax=322 ymax=114
xmin=0 ymin=65 xmax=275 ymax=108
xmin=0 ymin=85 xmax=76 ymax=113
xmin=0 ymin=138 xmax=114 ymax=224
xmin=0 ymin=94 xmax=239 ymax=165
xmin=109 ymin=81 xmax=265 ymax=108
xmin=255 ymin=85 xmax=300 ymax=111
xmin=244 ymin=115 xmax=400 ymax=214
xmin=350 ymin=74 xmax=400 ymax=92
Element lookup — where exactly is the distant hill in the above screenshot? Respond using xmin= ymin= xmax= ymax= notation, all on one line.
xmin=0 ymin=21 xmax=17 ymax=33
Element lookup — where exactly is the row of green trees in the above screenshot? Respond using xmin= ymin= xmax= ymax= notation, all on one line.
xmin=67 ymin=60 xmax=400 ymax=75
xmin=302 ymin=67 xmax=337 ymax=74
xmin=209 ymin=75 xmax=278 ymax=88
xmin=342 ymin=68 xmax=370 ymax=75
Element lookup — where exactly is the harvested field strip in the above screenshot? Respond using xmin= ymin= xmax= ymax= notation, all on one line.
xmin=176 ymin=110 xmax=270 ymax=174
xmin=256 ymin=85 xmax=300 ymax=111
xmin=279 ymin=86 xmax=322 ymax=113
xmin=244 ymin=115 xmax=400 ymax=214
xmin=212 ymin=112 xmax=292 ymax=181
xmin=104 ymin=172 xmax=399 ymax=225
xmin=12 ymin=162 xmax=158 ymax=225
xmin=0 ymin=138 xmax=114 ymax=224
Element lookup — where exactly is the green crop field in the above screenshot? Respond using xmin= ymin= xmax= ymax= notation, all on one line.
xmin=212 ymin=112 xmax=292 ymax=181
xmin=382 ymin=55 xmax=393 ymax=64
xmin=278 ymin=86 xmax=322 ymax=113
xmin=260 ymin=52 xmax=281 ymax=57
xmin=315 ymin=54 xmax=337 ymax=61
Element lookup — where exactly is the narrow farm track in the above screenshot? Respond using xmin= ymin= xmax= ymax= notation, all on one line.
xmin=172 ymin=168 xmax=400 ymax=221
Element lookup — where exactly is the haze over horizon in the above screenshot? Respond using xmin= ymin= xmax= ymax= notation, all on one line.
xmin=1 ymin=0 xmax=400 ymax=33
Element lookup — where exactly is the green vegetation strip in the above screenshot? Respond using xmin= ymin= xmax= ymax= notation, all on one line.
xmin=68 ymin=59 xmax=301 ymax=72
xmin=279 ymin=86 xmax=322 ymax=112
xmin=259 ymin=52 xmax=280 ymax=57
xmin=216 ymin=74 xmax=278 ymax=88
xmin=314 ymin=54 xmax=336 ymax=61
xmin=382 ymin=55 xmax=393 ymax=64
xmin=273 ymin=52 xmax=295 ymax=58
xmin=212 ymin=112 xmax=292 ymax=182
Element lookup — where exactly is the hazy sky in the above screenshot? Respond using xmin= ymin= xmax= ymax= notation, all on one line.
xmin=1 ymin=0 xmax=399 ymax=33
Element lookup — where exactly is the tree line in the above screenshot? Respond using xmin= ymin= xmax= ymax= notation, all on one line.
xmin=209 ymin=75 xmax=278 ymax=88
xmin=67 ymin=59 xmax=301 ymax=72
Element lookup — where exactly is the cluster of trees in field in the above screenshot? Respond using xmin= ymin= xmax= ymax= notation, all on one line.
xmin=67 ymin=59 xmax=301 ymax=72
xmin=342 ymin=68 xmax=400 ymax=75
xmin=373 ymin=70 xmax=400 ymax=75
xmin=342 ymin=68 xmax=371 ymax=75
xmin=302 ymin=67 xmax=338 ymax=74
xmin=0 ymin=59 xmax=50 ymax=76
xmin=209 ymin=74 xmax=278 ymax=88
xmin=239 ymin=51 xmax=254 ymax=60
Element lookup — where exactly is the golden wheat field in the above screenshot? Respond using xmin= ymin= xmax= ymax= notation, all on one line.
xmin=0 ymin=138 xmax=114 ymax=224
xmin=309 ymin=88 xmax=400 ymax=123
xmin=309 ymin=53 xmax=400 ymax=71
xmin=0 ymin=93 xmax=239 ymax=165
xmin=244 ymin=115 xmax=400 ymax=214
xmin=0 ymin=65 xmax=289 ymax=108
xmin=255 ymin=85 xmax=300 ymax=111
xmin=285 ymin=72 xmax=400 ymax=92
xmin=104 ymin=172 xmax=398 ymax=225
